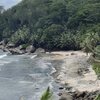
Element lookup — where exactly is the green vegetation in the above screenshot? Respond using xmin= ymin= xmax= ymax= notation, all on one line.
xmin=94 ymin=94 xmax=100 ymax=100
xmin=93 ymin=63 xmax=100 ymax=78
xmin=0 ymin=1 xmax=100 ymax=99
xmin=0 ymin=0 xmax=100 ymax=51
xmin=41 ymin=87 xmax=53 ymax=100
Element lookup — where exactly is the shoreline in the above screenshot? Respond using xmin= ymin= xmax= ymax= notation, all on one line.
xmin=50 ymin=51 xmax=100 ymax=99
xmin=0 ymin=49 xmax=100 ymax=99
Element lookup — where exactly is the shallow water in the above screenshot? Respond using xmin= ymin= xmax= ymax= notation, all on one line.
xmin=0 ymin=50 xmax=59 ymax=100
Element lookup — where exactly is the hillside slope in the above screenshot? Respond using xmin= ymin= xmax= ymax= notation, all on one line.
xmin=0 ymin=0 xmax=100 ymax=50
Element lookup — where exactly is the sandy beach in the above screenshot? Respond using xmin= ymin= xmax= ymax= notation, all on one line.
xmin=50 ymin=51 xmax=100 ymax=92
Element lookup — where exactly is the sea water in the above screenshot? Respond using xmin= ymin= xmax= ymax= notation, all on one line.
xmin=0 ymin=50 xmax=59 ymax=100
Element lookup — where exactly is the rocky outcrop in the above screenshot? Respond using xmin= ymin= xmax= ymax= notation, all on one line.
xmin=6 ymin=42 xmax=15 ymax=48
xmin=9 ymin=48 xmax=25 ymax=55
xmin=73 ymin=91 xmax=99 ymax=100
xmin=0 ymin=40 xmax=7 ymax=46
xmin=35 ymin=48 xmax=45 ymax=53
xmin=59 ymin=91 xmax=99 ymax=100
xmin=0 ymin=40 xmax=47 ymax=55
xmin=26 ymin=45 xmax=36 ymax=53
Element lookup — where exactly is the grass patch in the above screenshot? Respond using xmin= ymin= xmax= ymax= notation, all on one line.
xmin=93 ymin=62 xmax=100 ymax=78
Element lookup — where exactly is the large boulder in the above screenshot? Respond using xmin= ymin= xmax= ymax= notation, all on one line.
xmin=2 ymin=48 xmax=10 ymax=52
xmin=6 ymin=42 xmax=15 ymax=48
xmin=26 ymin=45 xmax=36 ymax=53
xmin=9 ymin=48 xmax=25 ymax=55
xmin=35 ymin=48 xmax=45 ymax=53
xmin=0 ymin=45 xmax=4 ymax=49
xmin=18 ymin=45 xmax=27 ymax=50
xmin=0 ymin=40 xmax=7 ymax=46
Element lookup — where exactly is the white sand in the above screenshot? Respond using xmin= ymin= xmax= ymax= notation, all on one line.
xmin=51 ymin=51 xmax=100 ymax=92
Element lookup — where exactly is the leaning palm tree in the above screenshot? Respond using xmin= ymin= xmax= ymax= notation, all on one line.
xmin=41 ymin=87 xmax=53 ymax=100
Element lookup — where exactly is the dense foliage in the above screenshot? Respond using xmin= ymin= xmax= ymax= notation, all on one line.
xmin=0 ymin=0 xmax=100 ymax=51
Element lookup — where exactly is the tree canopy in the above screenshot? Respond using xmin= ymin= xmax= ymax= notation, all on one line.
xmin=0 ymin=0 xmax=100 ymax=50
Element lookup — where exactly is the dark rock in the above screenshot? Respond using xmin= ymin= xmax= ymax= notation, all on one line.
xmin=59 ymin=97 xmax=67 ymax=100
xmin=66 ymin=87 xmax=72 ymax=91
xmin=58 ymin=93 xmax=63 ymax=96
xmin=3 ymin=48 xmax=9 ymax=52
xmin=66 ymin=54 xmax=69 ymax=56
xmin=59 ymin=89 xmax=99 ymax=100
xmin=35 ymin=87 xmax=39 ymax=89
xmin=35 ymin=48 xmax=45 ymax=53
xmin=59 ymin=87 xmax=64 ymax=90
xmin=76 ymin=92 xmax=87 ymax=98
xmin=72 ymin=91 xmax=99 ymax=100
xmin=26 ymin=45 xmax=36 ymax=53
xmin=77 ymin=68 xmax=89 ymax=75
xmin=71 ymin=53 xmax=76 ymax=55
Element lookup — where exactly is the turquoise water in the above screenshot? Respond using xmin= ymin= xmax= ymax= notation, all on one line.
xmin=0 ymin=50 xmax=59 ymax=100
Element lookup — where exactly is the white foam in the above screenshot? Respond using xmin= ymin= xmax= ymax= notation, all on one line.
xmin=51 ymin=66 xmax=56 ymax=75
xmin=30 ymin=55 xmax=37 ymax=59
xmin=0 ymin=60 xmax=11 ymax=67
xmin=19 ymin=81 xmax=33 ymax=84
xmin=48 ymin=82 xmax=53 ymax=89
xmin=28 ymin=73 xmax=42 ymax=78
xmin=0 ymin=60 xmax=11 ymax=65
xmin=46 ymin=62 xmax=52 ymax=66
xmin=0 ymin=54 xmax=7 ymax=59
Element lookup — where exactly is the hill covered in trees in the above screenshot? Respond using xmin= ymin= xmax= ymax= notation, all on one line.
xmin=0 ymin=0 xmax=100 ymax=51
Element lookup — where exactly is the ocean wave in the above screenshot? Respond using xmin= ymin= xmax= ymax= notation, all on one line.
xmin=30 ymin=55 xmax=37 ymax=59
xmin=0 ymin=60 xmax=12 ymax=66
xmin=0 ymin=54 xmax=7 ymax=59
xmin=50 ymin=66 xmax=56 ymax=75
xmin=28 ymin=73 xmax=42 ymax=78
xmin=19 ymin=81 xmax=33 ymax=84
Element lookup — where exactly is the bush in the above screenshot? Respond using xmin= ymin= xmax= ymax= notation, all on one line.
xmin=10 ymin=26 xmax=30 ymax=46
xmin=93 ymin=63 xmax=100 ymax=78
